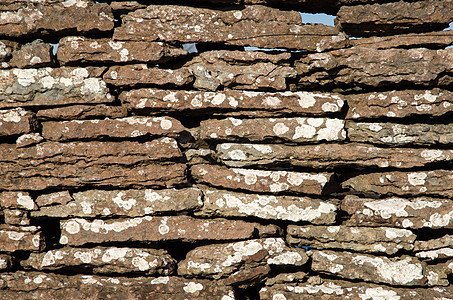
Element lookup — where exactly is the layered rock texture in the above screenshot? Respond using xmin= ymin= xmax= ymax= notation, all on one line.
xmin=0 ymin=0 xmax=452 ymax=298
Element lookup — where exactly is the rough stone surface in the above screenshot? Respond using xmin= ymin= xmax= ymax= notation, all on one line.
xmin=0 ymin=108 xmax=37 ymax=137
xmin=9 ymin=39 xmax=52 ymax=68
xmin=58 ymin=37 xmax=187 ymax=65
xmin=35 ymin=191 xmax=73 ymax=207
xmin=342 ymin=195 xmax=453 ymax=229
xmin=0 ymin=191 xmax=37 ymax=210
xmin=109 ymin=1 xmax=146 ymax=13
xmin=198 ymin=117 xmax=346 ymax=143
xmin=0 ymin=40 xmax=18 ymax=66
xmin=21 ymin=247 xmax=176 ymax=275
xmin=15 ymin=132 xmax=43 ymax=148
xmin=351 ymin=31 xmax=453 ymax=49
xmin=120 ymin=89 xmax=345 ymax=116
xmin=4 ymin=209 xmax=30 ymax=226
xmin=347 ymin=89 xmax=453 ymax=119
xmin=0 ymin=225 xmax=44 ymax=252
xmin=0 ymin=254 xmax=14 ymax=271
xmin=32 ymin=188 xmax=203 ymax=218
xmin=37 ymin=104 xmax=127 ymax=120
xmin=114 ymin=5 xmax=347 ymax=51
xmin=312 ymin=250 xmax=428 ymax=286
xmin=336 ymin=0 xmax=453 ymax=37
xmin=191 ymin=164 xmax=335 ymax=195
xmin=415 ymin=235 xmax=453 ymax=251
xmin=264 ymin=272 xmax=307 ymax=286
xmin=198 ymin=187 xmax=337 ymax=224
xmin=416 ymin=248 xmax=453 ymax=262
xmin=42 ymin=116 xmax=185 ymax=141
xmin=287 ymin=225 xmax=415 ymax=255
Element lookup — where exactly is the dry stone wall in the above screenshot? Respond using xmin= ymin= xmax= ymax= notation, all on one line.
xmin=0 ymin=0 xmax=452 ymax=299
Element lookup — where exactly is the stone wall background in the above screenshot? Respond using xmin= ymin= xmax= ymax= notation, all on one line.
xmin=0 ymin=0 xmax=452 ymax=298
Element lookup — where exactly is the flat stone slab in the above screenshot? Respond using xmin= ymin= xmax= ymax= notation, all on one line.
xmin=287 ymin=225 xmax=415 ymax=255
xmin=0 ymin=108 xmax=37 ymax=137
xmin=9 ymin=40 xmax=52 ymax=69
xmin=0 ymin=225 xmax=44 ymax=252
xmin=342 ymin=195 xmax=453 ymax=229
xmin=415 ymin=235 xmax=453 ymax=251
xmin=416 ymin=248 xmax=453 ymax=262
xmin=198 ymin=187 xmax=336 ymax=224
xmin=191 ymin=164 xmax=335 ymax=195
xmin=32 ymin=188 xmax=202 ymax=218
xmin=0 ymin=191 xmax=37 ymax=210
xmin=4 ymin=209 xmax=30 ymax=226
xmin=35 ymin=191 xmax=73 ymax=207
xmin=198 ymin=117 xmax=346 ymax=143
xmin=36 ymin=104 xmax=127 ymax=120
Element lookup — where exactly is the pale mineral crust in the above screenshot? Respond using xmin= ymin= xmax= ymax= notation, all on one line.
xmin=0 ymin=225 xmax=44 ymax=252
xmin=287 ymin=225 xmax=415 ymax=255
xmin=0 ymin=254 xmax=14 ymax=271
xmin=336 ymin=0 xmax=453 ymax=37
xmin=36 ymin=104 xmax=127 ymax=120
xmin=198 ymin=117 xmax=346 ymax=143
xmin=15 ymin=132 xmax=43 ymax=148
xmin=21 ymin=247 xmax=176 ymax=275
xmin=0 ymin=40 xmax=18 ymax=65
xmin=120 ymin=89 xmax=345 ymax=116
xmin=31 ymin=188 xmax=203 ymax=218
xmin=57 ymin=37 xmax=187 ymax=65
xmin=114 ymin=5 xmax=347 ymax=51
xmin=346 ymin=89 xmax=453 ymax=119
xmin=416 ymin=248 xmax=453 ymax=262
xmin=312 ymin=250 xmax=428 ymax=286
xmin=191 ymin=164 xmax=335 ymax=195
xmin=0 ymin=108 xmax=37 ymax=137
xmin=9 ymin=39 xmax=52 ymax=68
xmin=0 ymin=67 xmax=113 ymax=108
xmin=0 ymin=191 xmax=37 ymax=210
xmin=35 ymin=191 xmax=72 ymax=207
xmin=198 ymin=187 xmax=337 ymax=224
xmin=342 ymin=195 xmax=453 ymax=229
xmin=3 ymin=209 xmax=29 ymax=226
xmin=41 ymin=116 xmax=185 ymax=141
xmin=350 ymin=31 xmax=453 ymax=49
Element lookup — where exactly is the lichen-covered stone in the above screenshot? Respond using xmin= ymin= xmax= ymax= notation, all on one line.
xmin=198 ymin=187 xmax=336 ymax=224
xmin=264 ymin=272 xmax=307 ymax=286
xmin=109 ymin=1 xmax=146 ymax=13
xmin=32 ymin=188 xmax=203 ymax=218
xmin=0 ymin=225 xmax=44 ymax=252
xmin=416 ymin=248 xmax=453 ymax=262
xmin=0 ymin=191 xmax=37 ymax=210
xmin=287 ymin=225 xmax=415 ymax=255
xmin=198 ymin=117 xmax=346 ymax=143
xmin=9 ymin=40 xmax=52 ymax=68
xmin=415 ymin=235 xmax=453 ymax=252
xmin=37 ymin=104 xmax=127 ymax=120
xmin=42 ymin=116 xmax=185 ymax=141
xmin=191 ymin=164 xmax=335 ymax=195
xmin=342 ymin=195 xmax=453 ymax=229
xmin=0 ymin=40 xmax=18 ymax=66
xmin=0 ymin=108 xmax=37 ymax=137
xmin=4 ymin=209 xmax=29 ymax=226
xmin=0 ymin=254 xmax=14 ymax=271
xmin=15 ymin=132 xmax=43 ymax=148
xmin=35 ymin=191 xmax=73 ymax=207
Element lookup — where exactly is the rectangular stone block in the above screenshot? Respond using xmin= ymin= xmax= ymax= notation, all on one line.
xmin=0 ymin=225 xmax=44 ymax=252
xmin=0 ymin=108 xmax=37 ymax=137
xmin=35 ymin=191 xmax=73 ymax=207
xmin=0 ymin=191 xmax=37 ymax=210
xmin=36 ymin=104 xmax=127 ymax=120
xmin=9 ymin=40 xmax=52 ymax=69
xmin=4 ymin=210 xmax=30 ymax=226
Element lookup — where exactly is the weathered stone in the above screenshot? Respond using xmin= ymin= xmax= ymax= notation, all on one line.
xmin=9 ymin=40 xmax=52 ymax=68
xmin=103 ymin=64 xmax=194 ymax=87
xmin=0 ymin=0 xmax=114 ymax=38
xmin=0 ymin=225 xmax=44 ymax=252
xmin=265 ymin=272 xmax=307 ymax=286
xmin=415 ymin=235 xmax=453 ymax=251
xmin=342 ymin=195 xmax=453 ymax=229
xmin=120 ymin=88 xmax=345 ymax=117
xmin=22 ymin=246 xmax=176 ymax=275
xmin=191 ymin=164 xmax=335 ymax=195
xmin=36 ymin=104 xmax=127 ymax=120
xmin=0 ymin=40 xmax=18 ymax=66
xmin=348 ymin=122 xmax=453 ymax=146
xmin=351 ymin=31 xmax=453 ymax=49
xmin=347 ymin=89 xmax=453 ymax=119
xmin=42 ymin=116 xmax=185 ymax=141
xmin=15 ymin=132 xmax=43 ymax=148
xmin=35 ymin=191 xmax=73 ymax=207
xmin=287 ymin=225 xmax=415 ymax=255
xmin=343 ymin=170 xmax=453 ymax=198
xmin=4 ymin=210 xmax=29 ymax=226
xmin=336 ymin=0 xmax=453 ymax=37
xmin=312 ymin=250 xmax=428 ymax=286
xmin=416 ymin=248 xmax=453 ymax=262
xmin=0 ymin=191 xmax=37 ymax=210
xmin=427 ymin=264 xmax=450 ymax=286
xmin=178 ymin=238 xmax=308 ymax=282
xmin=295 ymin=48 xmax=453 ymax=89
xmin=0 ymin=254 xmax=14 ymax=271
xmin=58 ymin=37 xmax=187 ymax=65
xmin=114 ymin=5 xmax=347 ymax=51
xmin=198 ymin=187 xmax=337 ymax=224
xmin=59 ymin=216 xmax=270 ymax=246
xmin=0 ymin=67 xmax=113 ymax=108
xmin=0 ymin=108 xmax=37 ymax=137
xmin=185 ymin=51 xmax=296 ymax=91
xmin=185 ymin=149 xmax=216 ymax=165
xmin=32 ymin=188 xmax=203 ymax=218
xmin=198 ymin=117 xmax=346 ymax=143
xmin=109 ymin=1 xmax=146 ymax=14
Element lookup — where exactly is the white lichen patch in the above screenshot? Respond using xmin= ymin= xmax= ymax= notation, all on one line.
xmin=183 ymin=282 xmax=203 ymax=293
xmin=286 ymin=282 xmax=344 ymax=295
xmin=407 ymin=172 xmax=427 ymax=186
xmin=416 ymin=247 xmax=453 ymax=260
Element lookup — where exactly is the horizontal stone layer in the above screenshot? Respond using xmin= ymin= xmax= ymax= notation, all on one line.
xmin=8 ymin=40 xmax=52 ymax=69
xmin=350 ymin=31 xmax=453 ymax=49
xmin=36 ymin=104 xmax=127 ymax=120
xmin=0 ymin=225 xmax=44 ymax=252
xmin=415 ymin=235 xmax=453 ymax=251
xmin=416 ymin=248 xmax=453 ymax=261
xmin=0 ymin=108 xmax=37 ymax=137
xmin=0 ymin=191 xmax=37 ymax=210
xmin=35 ymin=191 xmax=72 ymax=207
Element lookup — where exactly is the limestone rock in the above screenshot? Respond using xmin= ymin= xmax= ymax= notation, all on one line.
xmin=32 ymin=188 xmax=203 ymax=218
xmin=185 ymin=149 xmax=216 ymax=165
xmin=415 ymin=235 xmax=453 ymax=251
xmin=287 ymin=225 xmax=415 ymax=255
xmin=426 ymin=264 xmax=450 ymax=286
xmin=0 ymin=225 xmax=44 ymax=252
xmin=0 ymin=40 xmax=18 ymax=66
xmin=312 ymin=250 xmax=428 ymax=286
xmin=9 ymin=40 xmax=52 ymax=68
xmin=35 ymin=191 xmax=73 ymax=207
xmin=0 ymin=255 xmax=14 ymax=271
xmin=0 ymin=67 xmax=113 ymax=108
xmin=4 ymin=210 xmax=29 ymax=226
xmin=416 ymin=248 xmax=453 ymax=262
xmin=109 ymin=1 xmax=146 ymax=14
xmin=198 ymin=117 xmax=346 ymax=143
xmin=58 ymin=37 xmax=187 ymax=65
xmin=15 ymin=132 xmax=43 ymax=148
xmin=198 ymin=187 xmax=337 ymax=224
xmin=0 ymin=108 xmax=37 ymax=137
xmin=42 ymin=116 xmax=185 ymax=141
xmin=0 ymin=191 xmax=37 ymax=210
xmin=351 ymin=31 xmax=453 ymax=49
xmin=191 ymin=164 xmax=335 ymax=195
xmin=114 ymin=5 xmax=347 ymax=51
xmin=342 ymin=195 xmax=453 ymax=229
xmin=264 ymin=272 xmax=307 ymax=286
xmin=37 ymin=104 xmax=127 ymax=120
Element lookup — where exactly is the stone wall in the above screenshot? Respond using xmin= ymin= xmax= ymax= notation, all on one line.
xmin=0 ymin=0 xmax=452 ymax=298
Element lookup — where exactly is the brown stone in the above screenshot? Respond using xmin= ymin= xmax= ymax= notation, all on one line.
xmin=21 ymin=246 xmax=176 ymax=275
xmin=351 ymin=31 xmax=453 ymax=49
xmin=0 ymin=191 xmax=37 ymax=210
xmin=114 ymin=5 xmax=347 ymax=51
xmin=9 ymin=40 xmax=52 ymax=68
xmin=191 ymin=164 xmax=335 ymax=195
xmin=416 ymin=248 xmax=453 ymax=262
xmin=57 ymin=37 xmax=187 ymax=65
xmin=0 ymin=108 xmax=37 ymax=137
xmin=198 ymin=117 xmax=346 ymax=143
xmin=0 ymin=254 xmax=14 ymax=271
xmin=264 ymin=271 xmax=307 ymax=286
xmin=415 ymin=235 xmax=453 ymax=251
xmin=103 ymin=64 xmax=194 ymax=87
xmin=336 ymin=0 xmax=453 ymax=37
xmin=120 ymin=88 xmax=345 ymax=117
xmin=0 ymin=67 xmax=113 ymax=108
xmin=185 ymin=51 xmax=296 ymax=91
xmin=37 ymin=104 xmax=127 ymax=120
xmin=198 ymin=187 xmax=337 ymax=224
xmin=42 ymin=116 xmax=185 ymax=141
xmin=0 ymin=40 xmax=18 ymax=66
xmin=426 ymin=264 xmax=450 ymax=286
xmin=59 ymin=216 xmax=274 ymax=246
xmin=109 ymin=1 xmax=146 ymax=14
xmin=287 ymin=225 xmax=415 ymax=255
xmin=0 ymin=225 xmax=44 ymax=252
xmin=4 ymin=210 xmax=29 ymax=226
xmin=347 ymin=89 xmax=453 ymax=119
xmin=342 ymin=195 xmax=453 ymax=229
xmin=185 ymin=149 xmax=216 ymax=165
xmin=35 ymin=191 xmax=73 ymax=207
xmin=31 ymin=188 xmax=202 ymax=218
xmin=15 ymin=132 xmax=43 ymax=148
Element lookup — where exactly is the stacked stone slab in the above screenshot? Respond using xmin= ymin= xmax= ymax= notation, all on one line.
xmin=0 ymin=0 xmax=452 ymax=298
